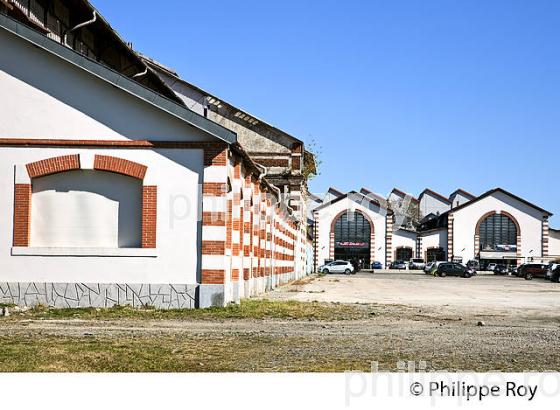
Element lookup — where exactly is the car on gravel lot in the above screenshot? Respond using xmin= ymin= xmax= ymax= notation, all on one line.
xmin=370 ymin=261 xmax=383 ymax=269
xmin=546 ymin=263 xmax=559 ymax=280
xmin=551 ymin=265 xmax=560 ymax=283
xmin=486 ymin=263 xmax=497 ymax=272
xmin=390 ymin=260 xmax=407 ymax=270
xmin=493 ymin=264 xmax=512 ymax=275
xmin=409 ymin=258 xmax=426 ymax=270
xmin=318 ymin=260 xmax=355 ymax=275
xmin=424 ymin=261 xmax=444 ymax=274
xmin=436 ymin=262 xmax=476 ymax=278
xmin=518 ymin=263 xmax=548 ymax=280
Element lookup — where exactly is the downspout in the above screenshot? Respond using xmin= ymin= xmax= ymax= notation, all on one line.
xmin=63 ymin=11 xmax=97 ymax=46
xmin=132 ymin=68 xmax=149 ymax=79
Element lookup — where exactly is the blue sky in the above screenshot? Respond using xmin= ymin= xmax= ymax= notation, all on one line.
xmin=94 ymin=0 xmax=559 ymax=225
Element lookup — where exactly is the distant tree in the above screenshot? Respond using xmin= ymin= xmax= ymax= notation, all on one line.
xmin=303 ymin=137 xmax=321 ymax=181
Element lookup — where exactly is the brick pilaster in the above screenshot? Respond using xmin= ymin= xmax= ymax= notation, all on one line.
xmin=13 ymin=184 xmax=32 ymax=247
xmin=447 ymin=214 xmax=454 ymax=261
xmin=385 ymin=215 xmax=394 ymax=268
xmin=141 ymin=186 xmax=157 ymax=248
xmin=543 ymin=218 xmax=550 ymax=258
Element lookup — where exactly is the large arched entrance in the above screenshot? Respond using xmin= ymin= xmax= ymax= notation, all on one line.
xmin=332 ymin=210 xmax=373 ymax=266
xmin=476 ymin=211 xmax=520 ymax=269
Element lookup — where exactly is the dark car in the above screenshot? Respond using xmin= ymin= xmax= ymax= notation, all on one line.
xmin=436 ymin=262 xmax=475 ymax=278
xmin=551 ymin=265 xmax=560 ymax=283
xmin=518 ymin=264 xmax=548 ymax=280
xmin=390 ymin=260 xmax=407 ymax=270
xmin=493 ymin=264 xmax=511 ymax=275
xmin=371 ymin=261 xmax=383 ymax=269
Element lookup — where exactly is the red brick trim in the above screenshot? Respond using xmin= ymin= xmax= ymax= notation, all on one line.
xmin=141 ymin=186 xmax=157 ymax=248
xmin=13 ymin=184 xmax=31 ymax=247
xmin=94 ymin=155 xmax=147 ymax=180
xmin=202 ymin=212 xmax=226 ymax=226
xmin=203 ymin=143 xmax=227 ymax=166
xmin=475 ymin=211 xmax=521 ymax=235
xmin=203 ymin=183 xmax=227 ymax=196
xmin=291 ymin=155 xmax=301 ymax=171
xmin=26 ymin=155 xmax=80 ymax=178
xmin=474 ymin=211 xmax=521 ymax=264
xmin=202 ymin=240 xmax=226 ymax=255
xmin=17 ymin=154 xmax=157 ymax=250
xmin=201 ymin=269 xmax=225 ymax=284
xmin=257 ymin=158 xmax=290 ymax=167
xmin=0 ymin=138 xmax=227 ymax=151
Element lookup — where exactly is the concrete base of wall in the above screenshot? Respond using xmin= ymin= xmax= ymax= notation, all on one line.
xmin=198 ymin=284 xmax=225 ymax=308
xmin=0 ymin=271 xmax=306 ymax=310
xmin=0 ymin=282 xmax=197 ymax=309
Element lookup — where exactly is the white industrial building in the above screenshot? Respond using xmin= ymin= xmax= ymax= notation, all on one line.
xmin=0 ymin=1 xmax=313 ymax=309
xmin=312 ymin=186 xmax=559 ymax=270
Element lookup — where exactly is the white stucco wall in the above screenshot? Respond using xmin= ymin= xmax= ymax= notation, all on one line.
xmin=392 ymin=229 xmax=417 ymax=259
xmin=450 ymin=193 xmax=472 ymax=208
xmin=314 ymin=196 xmax=387 ymax=267
xmin=0 ymin=147 xmax=204 ymax=284
xmin=419 ymin=229 xmax=448 ymax=261
xmin=451 ymin=191 xmax=547 ymax=263
xmin=0 ymin=29 xmax=213 ymax=142
xmin=419 ymin=192 xmax=450 ymax=218
xmin=549 ymin=230 xmax=560 ymax=258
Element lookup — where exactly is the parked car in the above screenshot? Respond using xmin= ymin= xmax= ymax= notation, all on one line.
xmin=424 ymin=261 xmax=444 ymax=274
xmin=371 ymin=261 xmax=383 ymax=270
xmin=551 ymin=265 xmax=560 ymax=283
xmin=546 ymin=263 xmax=559 ymax=280
xmin=390 ymin=260 xmax=407 ymax=270
xmin=349 ymin=259 xmax=361 ymax=273
xmin=518 ymin=264 xmax=548 ymax=280
xmin=493 ymin=264 xmax=512 ymax=275
xmin=436 ymin=262 xmax=475 ymax=278
xmin=409 ymin=258 xmax=426 ymax=270
xmin=486 ymin=263 xmax=497 ymax=272
xmin=318 ymin=260 xmax=355 ymax=275
xmin=466 ymin=260 xmax=480 ymax=270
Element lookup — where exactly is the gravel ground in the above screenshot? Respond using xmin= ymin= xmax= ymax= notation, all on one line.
xmin=1 ymin=272 xmax=559 ymax=372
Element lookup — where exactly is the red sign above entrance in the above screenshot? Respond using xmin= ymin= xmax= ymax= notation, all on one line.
xmin=335 ymin=241 xmax=368 ymax=248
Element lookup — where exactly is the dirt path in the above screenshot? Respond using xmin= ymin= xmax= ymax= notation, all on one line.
xmin=1 ymin=299 xmax=560 ymax=372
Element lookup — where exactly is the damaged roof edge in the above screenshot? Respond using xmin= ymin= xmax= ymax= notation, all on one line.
xmin=0 ymin=14 xmax=237 ymax=145
xmin=141 ymin=55 xmax=304 ymax=146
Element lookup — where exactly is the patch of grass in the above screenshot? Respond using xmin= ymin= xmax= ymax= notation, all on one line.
xmin=0 ymin=303 xmax=16 ymax=308
xmin=0 ymin=333 xmax=375 ymax=372
xmin=7 ymin=299 xmax=369 ymax=321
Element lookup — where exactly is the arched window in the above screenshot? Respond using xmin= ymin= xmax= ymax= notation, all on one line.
xmin=31 ymin=170 xmax=142 ymax=248
xmin=333 ymin=211 xmax=371 ymax=264
xmin=479 ymin=213 xmax=517 ymax=252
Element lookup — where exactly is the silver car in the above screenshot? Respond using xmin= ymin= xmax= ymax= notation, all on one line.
xmin=318 ymin=260 xmax=355 ymax=274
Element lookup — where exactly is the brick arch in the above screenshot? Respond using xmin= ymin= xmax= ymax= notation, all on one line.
xmin=14 ymin=154 xmax=156 ymax=248
xmin=474 ymin=210 xmax=521 ymax=265
xmin=26 ymin=155 xmax=80 ymax=178
xmin=329 ymin=208 xmax=376 ymax=263
xmin=93 ymin=155 xmax=147 ymax=180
